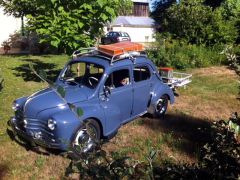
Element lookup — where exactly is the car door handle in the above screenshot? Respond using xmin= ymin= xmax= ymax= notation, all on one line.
xmin=100 ymin=93 xmax=109 ymax=102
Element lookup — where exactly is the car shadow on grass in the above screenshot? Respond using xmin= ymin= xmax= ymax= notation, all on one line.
xmin=142 ymin=112 xmax=212 ymax=159
xmin=11 ymin=58 xmax=62 ymax=82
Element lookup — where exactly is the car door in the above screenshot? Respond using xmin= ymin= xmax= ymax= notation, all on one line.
xmin=132 ymin=64 xmax=152 ymax=116
xmin=100 ymin=67 xmax=133 ymax=135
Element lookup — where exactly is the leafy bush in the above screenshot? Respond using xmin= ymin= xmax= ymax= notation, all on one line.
xmin=221 ymin=45 xmax=240 ymax=75
xmin=65 ymin=113 xmax=240 ymax=179
xmin=1 ymin=31 xmax=59 ymax=54
xmin=151 ymin=0 xmax=239 ymax=46
xmin=147 ymin=37 xmax=225 ymax=69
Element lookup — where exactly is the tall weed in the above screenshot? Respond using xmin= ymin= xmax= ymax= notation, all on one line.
xmin=147 ymin=38 xmax=225 ymax=69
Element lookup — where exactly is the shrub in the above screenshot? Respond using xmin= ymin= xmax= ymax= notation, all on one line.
xmin=151 ymin=0 xmax=239 ymax=46
xmin=147 ymin=37 xmax=225 ymax=69
xmin=221 ymin=45 xmax=240 ymax=75
xmin=1 ymin=31 xmax=59 ymax=54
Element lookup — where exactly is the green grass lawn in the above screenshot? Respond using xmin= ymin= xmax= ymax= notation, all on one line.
xmin=0 ymin=55 xmax=239 ymax=179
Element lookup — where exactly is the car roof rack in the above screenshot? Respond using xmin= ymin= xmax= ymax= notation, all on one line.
xmin=72 ymin=42 xmax=147 ymax=65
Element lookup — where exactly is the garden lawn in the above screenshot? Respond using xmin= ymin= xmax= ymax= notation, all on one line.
xmin=0 ymin=55 xmax=239 ymax=179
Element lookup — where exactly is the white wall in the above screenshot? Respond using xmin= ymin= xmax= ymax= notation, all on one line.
xmin=109 ymin=26 xmax=155 ymax=43
xmin=0 ymin=8 xmax=21 ymax=45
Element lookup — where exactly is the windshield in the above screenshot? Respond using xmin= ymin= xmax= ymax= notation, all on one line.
xmin=61 ymin=61 xmax=104 ymax=89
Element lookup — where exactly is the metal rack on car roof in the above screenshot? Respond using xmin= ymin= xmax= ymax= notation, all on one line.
xmin=72 ymin=42 xmax=147 ymax=65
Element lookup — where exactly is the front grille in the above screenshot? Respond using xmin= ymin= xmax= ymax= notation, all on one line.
xmin=25 ymin=118 xmax=55 ymax=142
xmin=14 ymin=109 xmax=57 ymax=143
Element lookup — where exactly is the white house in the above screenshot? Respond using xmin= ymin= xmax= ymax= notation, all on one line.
xmin=0 ymin=7 xmax=21 ymax=46
xmin=105 ymin=0 xmax=156 ymax=43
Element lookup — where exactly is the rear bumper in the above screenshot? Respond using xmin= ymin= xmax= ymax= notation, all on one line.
xmin=9 ymin=117 xmax=63 ymax=150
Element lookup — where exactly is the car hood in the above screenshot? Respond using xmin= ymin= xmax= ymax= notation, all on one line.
xmin=24 ymin=85 xmax=92 ymax=118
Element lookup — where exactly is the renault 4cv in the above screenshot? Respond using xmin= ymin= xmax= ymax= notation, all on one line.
xmin=9 ymin=42 xmax=175 ymax=156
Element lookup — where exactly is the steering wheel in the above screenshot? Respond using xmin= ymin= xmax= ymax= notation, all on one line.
xmin=88 ymin=76 xmax=99 ymax=87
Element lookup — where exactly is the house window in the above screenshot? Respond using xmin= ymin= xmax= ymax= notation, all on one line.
xmin=145 ymin=36 xmax=149 ymax=42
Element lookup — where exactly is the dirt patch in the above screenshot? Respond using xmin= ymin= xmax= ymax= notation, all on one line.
xmin=191 ymin=66 xmax=238 ymax=77
xmin=0 ymin=164 xmax=9 ymax=180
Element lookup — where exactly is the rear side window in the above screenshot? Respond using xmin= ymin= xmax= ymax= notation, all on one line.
xmin=134 ymin=66 xmax=151 ymax=82
xmin=113 ymin=32 xmax=119 ymax=37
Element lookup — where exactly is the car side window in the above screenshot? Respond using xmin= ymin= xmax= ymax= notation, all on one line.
xmin=113 ymin=32 xmax=119 ymax=37
xmin=123 ymin=32 xmax=129 ymax=37
xmin=134 ymin=66 xmax=151 ymax=82
xmin=105 ymin=69 xmax=130 ymax=89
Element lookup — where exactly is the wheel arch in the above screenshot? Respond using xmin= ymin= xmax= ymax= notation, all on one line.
xmin=82 ymin=117 xmax=104 ymax=139
xmin=148 ymin=84 xmax=175 ymax=114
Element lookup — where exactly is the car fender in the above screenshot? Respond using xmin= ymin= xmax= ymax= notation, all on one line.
xmin=36 ymin=106 xmax=81 ymax=150
xmin=69 ymin=100 xmax=106 ymax=136
xmin=14 ymin=96 xmax=28 ymax=107
xmin=148 ymin=83 xmax=175 ymax=114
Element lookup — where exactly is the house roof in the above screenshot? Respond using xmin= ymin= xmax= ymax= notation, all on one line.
xmin=111 ymin=16 xmax=155 ymax=27
xmin=132 ymin=0 xmax=149 ymax=3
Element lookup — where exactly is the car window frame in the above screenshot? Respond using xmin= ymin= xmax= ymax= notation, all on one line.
xmin=133 ymin=64 xmax=152 ymax=83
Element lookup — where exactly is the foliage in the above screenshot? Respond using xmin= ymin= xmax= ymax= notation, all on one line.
xmin=152 ymin=0 xmax=239 ymax=46
xmin=65 ymin=147 xmax=157 ymax=179
xmin=6 ymin=31 xmax=28 ymax=50
xmin=0 ymin=0 xmax=120 ymax=55
xmin=1 ymin=31 xmax=59 ymax=54
xmin=27 ymin=0 xmax=117 ymax=54
xmin=204 ymin=0 xmax=224 ymax=8
xmin=151 ymin=0 xmax=176 ymax=27
xmin=199 ymin=113 xmax=240 ymax=178
xmin=220 ymin=0 xmax=240 ymax=20
xmin=0 ymin=0 xmax=39 ymax=17
xmin=221 ymin=45 xmax=240 ymax=75
xmin=147 ymin=36 xmax=225 ymax=69
xmin=65 ymin=113 xmax=240 ymax=179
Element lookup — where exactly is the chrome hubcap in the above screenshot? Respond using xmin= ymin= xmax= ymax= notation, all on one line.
xmin=73 ymin=125 xmax=97 ymax=153
xmin=156 ymin=98 xmax=167 ymax=114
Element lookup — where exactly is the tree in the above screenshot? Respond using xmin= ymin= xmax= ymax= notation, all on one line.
xmin=0 ymin=0 xmax=125 ymax=54
xmin=0 ymin=0 xmax=40 ymax=36
xmin=152 ymin=0 xmax=238 ymax=45
xmin=151 ymin=0 xmax=176 ymax=30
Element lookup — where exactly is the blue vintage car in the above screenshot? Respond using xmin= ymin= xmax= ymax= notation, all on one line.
xmin=10 ymin=44 xmax=174 ymax=156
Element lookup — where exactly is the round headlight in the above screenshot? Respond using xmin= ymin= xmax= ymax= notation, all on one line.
xmin=48 ymin=119 xmax=56 ymax=131
xmin=12 ymin=101 xmax=20 ymax=111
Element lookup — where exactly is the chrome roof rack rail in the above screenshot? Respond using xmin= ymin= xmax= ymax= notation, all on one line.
xmin=72 ymin=47 xmax=97 ymax=59
xmin=72 ymin=47 xmax=147 ymax=64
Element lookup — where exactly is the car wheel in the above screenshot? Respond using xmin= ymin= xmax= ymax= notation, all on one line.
xmin=154 ymin=95 xmax=168 ymax=118
xmin=71 ymin=119 xmax=100 ymax=158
